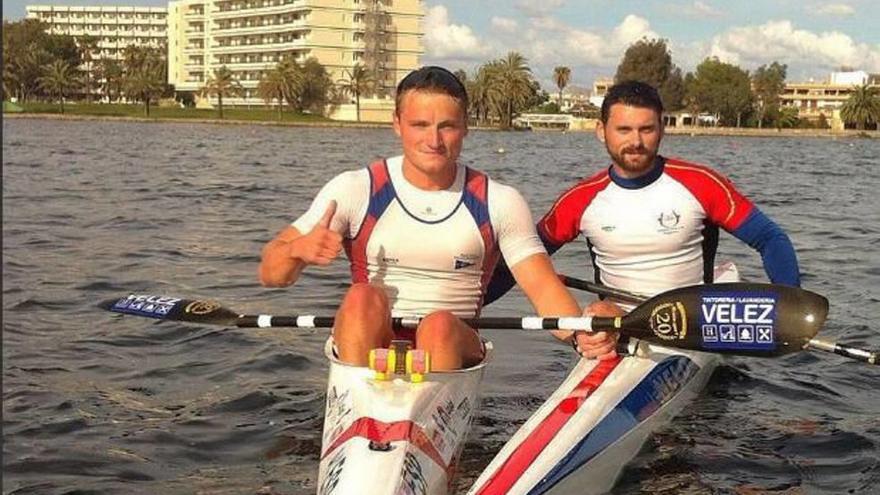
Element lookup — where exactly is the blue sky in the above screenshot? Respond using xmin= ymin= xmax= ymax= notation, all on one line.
xmin=5 ymin=0 xmax=879 ymax=89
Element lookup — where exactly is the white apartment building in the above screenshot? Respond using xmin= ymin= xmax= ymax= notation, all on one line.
xmin=25 ymin=5 xmax=167 ymax=62
xmin=167 ymin=0 xmax=423 ymax=107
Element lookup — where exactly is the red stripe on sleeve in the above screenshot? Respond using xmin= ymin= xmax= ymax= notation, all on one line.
xmin=664 ymin=158 xmax=754 ymax=230
xmin=538 ymin=170 xmax=611 ymax=247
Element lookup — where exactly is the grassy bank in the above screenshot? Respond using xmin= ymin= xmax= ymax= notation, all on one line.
xmin=10 ymin=101 xmax=336 ymax=123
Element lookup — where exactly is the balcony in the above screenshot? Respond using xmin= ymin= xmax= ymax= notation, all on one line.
xmin=211 ymin=38 xmax=306 ymax=54
xmin=212 ymin=2 xmax=308 ymax=20
xmin=215 ymin=60 xmax=278 ymax=71
xmin=212 ymin=21 xmax=306 ymax=37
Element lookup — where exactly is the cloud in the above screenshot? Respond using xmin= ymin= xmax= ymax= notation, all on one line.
xmin=813 ymin=3 xmax=855 ymax=16
xmin=490 ymin=16 xmax=519 ymax=33
xmin=515 ymin=14 xmax=658 ymax=68
xmin=516 ymin=0 xmax=566 ymax=18
xmin=686 ymin=1 xmax=724 ymax=18
xmin=423 ymin=5 xmax=492 ymax=60
xmin=706 ymin=20 xmax=880 ymax=73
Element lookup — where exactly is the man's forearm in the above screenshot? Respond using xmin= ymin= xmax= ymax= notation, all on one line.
xmin=259 ymin=239 xmax=307 ymax=287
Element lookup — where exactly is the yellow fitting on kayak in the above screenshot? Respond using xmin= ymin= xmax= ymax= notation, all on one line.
xmin=368 ymin=348 xmax=395 ymax=381
xmin=614 ymin=316 xmax=622 ymax=328
xmin=406 ymin=350 xmax=431 ymax=383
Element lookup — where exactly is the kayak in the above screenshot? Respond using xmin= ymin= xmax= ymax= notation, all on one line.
xmin=317 ymin=339 xmax=493 ymax=495
xmin=467 ymin=262 xmax=739 ymax=495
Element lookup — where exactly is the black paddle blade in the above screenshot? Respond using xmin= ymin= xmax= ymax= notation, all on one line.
xmin=606 ymin=283 xmax=829 ymax=356
xmin=98 ymin=294 xmax=241 ymax=326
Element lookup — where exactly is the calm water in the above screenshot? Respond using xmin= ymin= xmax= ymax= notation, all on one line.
xmin=3 ymin=118 xmax=879 ymax=494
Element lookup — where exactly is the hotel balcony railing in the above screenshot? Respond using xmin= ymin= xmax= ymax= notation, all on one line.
xmin=211 ymin=2 xmax=308 ymax=20
xmin=211 ymin=38 xmax=306 ymax=54
xmin=213 ymin=60 xmax=279 ymax=70
xmin=212 ymin=21 xmax=306 ymax=37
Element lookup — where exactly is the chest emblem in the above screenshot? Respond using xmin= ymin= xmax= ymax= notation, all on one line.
xmin=657 ymin=210 xmax=683 ymax=234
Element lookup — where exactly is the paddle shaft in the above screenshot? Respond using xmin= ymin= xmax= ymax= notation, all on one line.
xmin=560 ymin=274 xmax=878 ymax=365
xmin=237 ymin=314 xmax=612 ymax=331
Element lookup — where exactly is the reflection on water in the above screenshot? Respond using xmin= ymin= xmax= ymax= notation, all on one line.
xmin=3 ymin=118 xmax=879 ymax=494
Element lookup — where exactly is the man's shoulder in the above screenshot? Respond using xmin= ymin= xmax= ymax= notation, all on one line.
xmin=325 ymin=166 xmax=371 ymax=190
xmin=551 ymin=167 xmax=613 ymax=206
xmin=663 ymin=156 xmax=729 ymax=183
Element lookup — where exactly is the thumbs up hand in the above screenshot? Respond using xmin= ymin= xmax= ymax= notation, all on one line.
xmin=290 ymin=200 xmax=343 ymax=266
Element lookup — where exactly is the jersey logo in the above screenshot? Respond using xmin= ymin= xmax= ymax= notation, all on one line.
xmin=657 ymin=210 xmax=683 ymax=234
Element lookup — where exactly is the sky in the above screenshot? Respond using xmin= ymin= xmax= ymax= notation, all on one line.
xmin=5 ymin=0 xmax=880 ymax=90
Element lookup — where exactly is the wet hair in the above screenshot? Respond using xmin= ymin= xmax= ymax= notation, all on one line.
xmin=600 ymin=80 xmax=664 ymax=123
xmin=395 ymin=66 xmax=469 ymax=116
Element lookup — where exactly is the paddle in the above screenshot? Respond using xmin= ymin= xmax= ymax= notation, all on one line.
xmin=560 ymin=275 xmax=877 ymax=365
xmin=99 ymin=282 xmax=828 ymax=358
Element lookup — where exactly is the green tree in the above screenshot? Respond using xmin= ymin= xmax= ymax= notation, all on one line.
xmin=685 ymin=57 xmax=753 ymax=127
xmin=467 ymin=66 xmax=493 ymax=125
xmin=484 ymin=52 xmax=537 ymax=129
xmin=42 ymin=33 xmax=81 ymax=70
xmin=337 ymin=63 xmax=374 ymax=121
xmin=840 ymin=84 xmax=880 ymax=130
xmin=295 ymin=58 xmax=334 ymax=115
xmin=77 ymin=34 xmax=101 ymax=102
xmin=122 ymin=45 xmax=166 ymax=116
xmin=553 ymin=66 xmax=571 ymax=111
xmin=752 ymin=62 xmax=787 ymax=128
xmin=95 ymin=57 xmax=123 ymax=103
xmin=2 ymin=19 xmax=76 ymax=102
xmin=258 ymin=60 xmax=296 ymax=120
xmin=38 ymin=60 xmax=80 ymax=113
xmin=202 ymin=65 xmax=243 ymax=119
xmin=776 ymin=106 xmax=800 ymax=129
xmin=616 ymin=38 xmax=685 ymax=110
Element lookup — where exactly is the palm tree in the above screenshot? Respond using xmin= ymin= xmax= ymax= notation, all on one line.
xmin=121 ymin=45 xmax=166 ymax=115
xmin=38 ymin=60 xmax=79 ymax=113
xmin=840 ymin=84 xmax=880 ymax=130
xmin=337 ymin=63 xmax=374 ymax=121
xmin=95 ymin=58 xmax=123 ymax=103
xmin=77 ymin=34 xmax=100 ymax=103
xmin=486 ymin=52 xmax=535 ymax=129
xmin=776 ymin=106 xmax=800 ymax=129
xmin=468 ymin=67 xmax=493 ymax=126
xmin=553 ymin=66 xmax=571 ymax=112
xmin=202 ymin=65 xmax=243 ymax=119
xmin=124 ymin=65 xmax=165 ymax=116
xmin=258 ymin=58 xmax=300 ymax=120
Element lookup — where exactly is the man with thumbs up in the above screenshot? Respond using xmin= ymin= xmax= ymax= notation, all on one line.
xmin=259 ymin=66 xmax=596 ymax=370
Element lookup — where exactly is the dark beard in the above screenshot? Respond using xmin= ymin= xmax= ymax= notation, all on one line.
xmin=607 ymin=145 xmax=657 ymax=177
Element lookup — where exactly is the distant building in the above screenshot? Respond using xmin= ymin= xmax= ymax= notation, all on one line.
xmin=26 ymin=5 xmax=168 ymax=99
xmin=781 ymin=70 xmax=880 ymax=124
xmin=166 ymin=0 xmax=424 ymax=109
xmin=589 ymin=77 xmax=613 ymax=108
xmin=547 ymin=88 xmax=590 ymax=112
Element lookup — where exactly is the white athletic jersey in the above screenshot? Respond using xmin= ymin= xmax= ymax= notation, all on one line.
xmin=539 ymin=157 xmax=756 ymax=298
xmin=293 ymin=156 xmax=545 ymax=317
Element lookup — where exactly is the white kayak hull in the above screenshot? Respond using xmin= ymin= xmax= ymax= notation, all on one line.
xmin=468 ymin=262 xmax=739 ymax=495
xmin=467 ymin=344 xmax=718 ymax=495
xmin=318 ymin=340 xmax=494 ymax=495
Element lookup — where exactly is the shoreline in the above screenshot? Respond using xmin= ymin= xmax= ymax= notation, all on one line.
xmin=4 ymin=112 xmax=879 ymax=138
